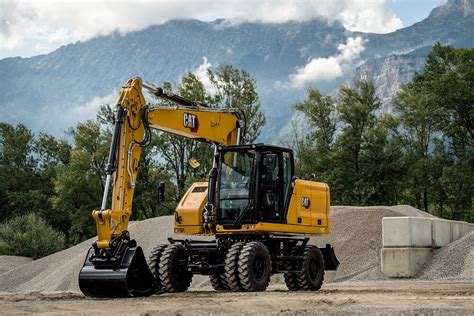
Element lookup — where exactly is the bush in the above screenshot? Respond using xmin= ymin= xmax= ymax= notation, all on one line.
xmin=0 ymin=213 xmax=65 ymax=259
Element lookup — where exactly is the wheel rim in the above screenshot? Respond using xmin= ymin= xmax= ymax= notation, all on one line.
xmin=253 ymin=256 xmax=266 ymax=281
xmin=309 ymin=258 xmax=319 ymax=280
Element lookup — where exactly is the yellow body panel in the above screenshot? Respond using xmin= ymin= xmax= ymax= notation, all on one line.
xmin=174 ymin=182 xmax=208 ymax=234
xmin=286 ymin=179 xmax=330 ymax=231
xmin=174 ymin=179 xmax=331 ymax=236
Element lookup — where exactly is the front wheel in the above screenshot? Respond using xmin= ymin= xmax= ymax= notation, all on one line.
xmin=159 ymin=244 xmax=193 ymax=292
xmin=148 ymin=244 xmax=168 ymax=291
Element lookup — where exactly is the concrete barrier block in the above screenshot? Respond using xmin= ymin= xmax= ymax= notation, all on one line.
xmin=451 ymin=221 xmax=463 ymax=242
xmin=381 ymin=247 xmax=432 ymax=278
xmin=383 ymin=217 xmax=432 ymax=247
xmin=431 ymin=219 xmax=451 ymax=248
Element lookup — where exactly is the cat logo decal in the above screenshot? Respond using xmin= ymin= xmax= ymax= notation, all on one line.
xmin=301 ymin=197 xmax=310 ymax=209
xmin=183 ymin=113 xmax=199 ymax=132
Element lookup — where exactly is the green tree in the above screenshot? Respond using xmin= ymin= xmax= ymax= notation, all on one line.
xmin=392 ymin=81 xmax=442 ymax=211
xmin=422 ymin=44 xmax=473 ymax=141
xmin=293 ymin=88 xmax=336 ymax=182
xmin=335 ymin=81 xmax=381 ymax=204
xmin=0 ymin=123 xmax=48 ymax=221
xmin=294 ymin=81 xmax=403 ymax=206
xmin=53 ymin=120 xmax=109 ymax=244
xmin=393 ymin=44 xmax=473 ymax=219
xmin=0 ymin=213 xmax=65 ymax=259
xmin=34 ymin=133 xmax=71 ymax=230
xmin=209 ymin=65 xmax=266 ymax=142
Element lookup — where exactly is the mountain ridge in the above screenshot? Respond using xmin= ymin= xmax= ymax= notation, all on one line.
xmin=1 ymin=0 xmax=472 ymax=141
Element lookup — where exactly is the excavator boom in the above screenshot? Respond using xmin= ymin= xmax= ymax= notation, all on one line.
xmin=79 ymin=77 xmax=242 ymax=297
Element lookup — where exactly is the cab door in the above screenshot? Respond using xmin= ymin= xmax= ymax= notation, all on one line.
xmin=258 ymin=152 xmax=284 ymax=222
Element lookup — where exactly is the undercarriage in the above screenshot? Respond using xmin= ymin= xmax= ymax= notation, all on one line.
xmin=148 ymin=235 xmax=339 ymax=293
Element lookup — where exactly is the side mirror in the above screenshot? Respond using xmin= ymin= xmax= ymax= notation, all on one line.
xmin=158 ymin=182 xmax=165 ymax=201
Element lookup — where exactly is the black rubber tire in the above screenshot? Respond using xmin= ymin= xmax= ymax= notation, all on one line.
xmin=297 ymin=245 xmax=325 ymax=291
xmin=148 ymin=244 xmax=168 ymax=290
xmin=159 ymin=244 xmax=193 ymax=292
xmin=238 ymin=242 xmax=272 ymax=292
xmin=283 ymin=246 xmax=300 ymax=291
xmin=209 ymin=273 xmax=229 ymax=291
xmin=224 ymin=242 xmax=245 ymax=291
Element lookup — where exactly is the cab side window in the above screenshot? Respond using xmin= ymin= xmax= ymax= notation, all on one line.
xmin=260 ymin=153 xmax=282 ymax=221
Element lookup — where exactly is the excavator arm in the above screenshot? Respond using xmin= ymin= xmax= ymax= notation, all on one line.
xmin=79 ymin=77 xmax=242 ymax=297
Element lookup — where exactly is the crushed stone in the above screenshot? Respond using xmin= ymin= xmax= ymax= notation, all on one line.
xmin=0 ymin=256 xmax=32 ymax=275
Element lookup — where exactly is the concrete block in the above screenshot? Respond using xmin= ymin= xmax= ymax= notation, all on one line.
xmin=460 ymin=222 xmax=469 ymax=237
xmin=381 ymin=247 xmax=432 ymax=278
xmin=451 ymin=221 xmax=463 ymax=242
xmin=431 ymin=219 xmax=451 ymax=248
xmin=383 ymin=217 xmax=432 ymax=247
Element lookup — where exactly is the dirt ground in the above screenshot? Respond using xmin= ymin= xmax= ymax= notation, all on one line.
xmin=1 ymin=281 xmax=473 ymax=315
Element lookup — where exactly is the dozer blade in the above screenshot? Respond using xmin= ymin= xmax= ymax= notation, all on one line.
xmin=79 ymin=245 xmax=157 ymax=298
xmin=320 ymin=244 xmax=340 ymax=271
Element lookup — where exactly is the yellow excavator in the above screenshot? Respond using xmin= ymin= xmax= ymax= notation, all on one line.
xmin=78 ymin=77 xmax=339 ymax=297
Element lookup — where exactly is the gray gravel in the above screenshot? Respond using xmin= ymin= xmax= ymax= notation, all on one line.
xmin=418 ymin=231 xmax=473 ymax=281
xmin=0 ymin=256 xmax=32 ymax=275
xmin=0 ymin=205 xmax=469 ymax=293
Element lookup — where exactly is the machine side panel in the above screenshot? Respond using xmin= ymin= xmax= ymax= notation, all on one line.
xmin=174 ymin=182 xmax=208 ymax=234
xmin=286 ymin=179 xmax=329 ymax=229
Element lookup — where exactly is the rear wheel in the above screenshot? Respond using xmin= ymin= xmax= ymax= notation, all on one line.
xmin=283 ymin=246 xmax=300 ymax=291
xmin=148 ymin=244 xmax=168 ymax=290
xmin=297 ymin=245 xmax=324 ymax=291
xmin=209 ymin=273 xmax=228 ymax=291
xmin=238 ymin=242 xmax=272 ymax=292
xmin=225 ymin=242 xmax=245 ymax=291
xmin=159 ymin=244 xmax=193 ymax=292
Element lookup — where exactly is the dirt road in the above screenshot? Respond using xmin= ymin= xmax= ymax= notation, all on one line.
xmin=1 ymin=281 xmax=473 ymax=315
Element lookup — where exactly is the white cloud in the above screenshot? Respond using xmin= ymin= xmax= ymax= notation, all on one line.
xmin=289 ymin=36 xmax=365 ymax=88
xmin=337 ymin=36 xmax=366 ymax=62
xmin=1 ymin=0 xmax=403 ymax=58
xmin=340 ymin=0 xmax=403 ymax=34
xmin=289 ymin=57 xmax=343 ymax=87
xmin=193 ymin=56 xmax=216 ymax=93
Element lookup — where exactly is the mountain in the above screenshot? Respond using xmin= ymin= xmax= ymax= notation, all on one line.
xmin=348 ymin=49 xmax=429 ymax=112
xmin=1 ymin=0 xmax=473 ymax=142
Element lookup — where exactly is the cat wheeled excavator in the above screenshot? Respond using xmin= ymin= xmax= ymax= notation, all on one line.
xmin=78 ymin=77 xmax=339 ymax=297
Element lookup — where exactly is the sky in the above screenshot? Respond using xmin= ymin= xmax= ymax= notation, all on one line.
xmin=0 ymin=0 xmax=447 ymax=59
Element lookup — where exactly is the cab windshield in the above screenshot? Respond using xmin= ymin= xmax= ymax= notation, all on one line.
xmin=218 ymin=150 xmax=255 ymax=222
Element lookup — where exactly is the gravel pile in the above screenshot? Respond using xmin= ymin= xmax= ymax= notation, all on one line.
xmin=0 ymin=205 xmax=467 ymax=293
xmin=418 ymin=231 xmax=473 ymax=281
xmin=0 ymin=256 xmax=32 ymax=275
xmin=309 ymin=205 xmax=434 ymax=282
xmin=0 ymin=216 xmax=180 ymax=292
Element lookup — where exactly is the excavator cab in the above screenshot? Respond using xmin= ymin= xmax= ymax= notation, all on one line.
xmin=216 ymin=144 xmax=294 ymax=228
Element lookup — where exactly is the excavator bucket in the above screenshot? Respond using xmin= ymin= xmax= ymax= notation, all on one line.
xmin=79 ymin=245 xmax=157 ymax=297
